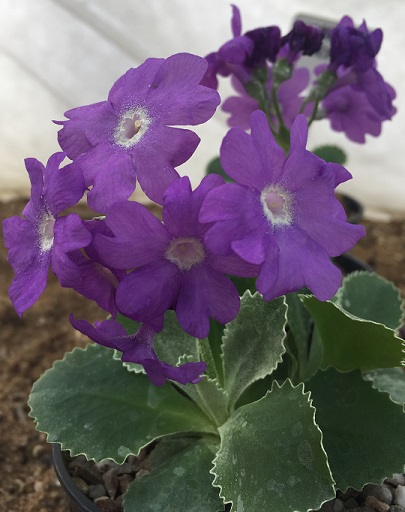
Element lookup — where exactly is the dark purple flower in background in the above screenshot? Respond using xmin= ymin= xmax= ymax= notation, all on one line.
xmin=201 ymin=5 xmax=281 ymax=89
xmin=280 ymin=20 xmax=324 ymax=64
xmin=70 ymin=317 xmax=206 ymax=386
xmin=56 ymin=53 xmax=220 ymax=212
xmin=244 ymin=26 xmax=281 ymax=67
xmin=200 ymin=111 xmax=366 ymax=302
xmin=93 ymin=175 xmax=257 ymax=338
xmin=3 ymin=153 xmax=89 ymax=315
xmin=201 ymin=5 xmax=254 ymax=89
xmin=323 ymin=83 xmax=391 ymax=143
xmin=321 ymin=64 xmax=396 ymax=143
xmin=329 ymin=16 xmax=382 ymax=73
xmin=222 ymin=66 xmax=312 ymax=130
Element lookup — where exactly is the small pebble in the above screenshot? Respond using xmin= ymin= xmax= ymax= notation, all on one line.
xmin=118 ymin=474 xmax=133 ymax=494
xmin=395 ymin=486 xmax=405 ymax=508
xmin=72 ymin=477 xmax=89 ymax=495
xmin=88 ymin=483 xmax=108 ymax=500
xmin=333 ymin=498 xmax=345 ymax=512
xmin=32 ymin=444 xmax=46 ymax=458
xmin=345 ymin=498 xmax=360 ymax=509
xmin=34 ymin=481 xmax=44 ymax=493
xmin=103 ymin=468 xmax=119 ymax=499
xmin=365 ymin=495 xmax=390 ymax=512
xmin=387 ymin=476 xmax=405 ymax=488
xmin=389 ymin=506 xmax=405 ymax=512
xmin=363 ymin=484 xmax=393 ymax=505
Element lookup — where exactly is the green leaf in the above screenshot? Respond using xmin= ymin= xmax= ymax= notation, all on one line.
xmin=123 ymin=436 xmax=224 ymax=512
xmin=212 ymin=381 xmax=335 ymax=511
xmin=312 ymin=145 xmax=347 ymax=165
xmin=230 ymin=275 xmax=257 ymax=297
xmin=116 ymin=311 xmax=202 ymax=373
xmin=301 ymin=295 xmax=404 ymax=371
xmin=206 ymin=156 xmax=232 ymax=182
xmin=285 ymin=292 xmax=313 ymax=381
xmin=363 ymin=368 xmax=405 ymax=405
xmin=222 ymin=292 xmax=288 ymax=409
xmin=28 ymin=344 xmax=216 ymax=463
xmin=336 ymin=271 xmax=404 ymax=332
xmin=208 ymin=319 xmax=226 ymax=387
xmin=176 ymin=364 xmax=229 ymax=428
xmin=306 ymin=368 xmax=405 ymax=491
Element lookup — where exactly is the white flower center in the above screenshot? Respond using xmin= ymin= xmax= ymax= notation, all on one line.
xmin=114 ymin=107 xmax=151 ymax=148
xmin=38 ymin=213 xmax=56 ymax=252
xmin=165 ymin=237 xmax=205 ymax=270
xmin=260 ymin=185 xmax=292 ymax=227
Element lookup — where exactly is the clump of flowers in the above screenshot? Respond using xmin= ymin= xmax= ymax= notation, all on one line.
xmin=4 ymin=7 xmax=405 ymax=512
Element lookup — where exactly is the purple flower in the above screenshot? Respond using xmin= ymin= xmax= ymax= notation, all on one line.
xmin=56 ymin=53 xmax=220 ymax=212
xmin=65 ymin=219 xmax=126 ymax=316
xmin=199 ymin=111 xmax=366 ymax=302
xmin=322 ymin=66 xmax=396 ymax=143
xmin=93 ymin=175 xmax=257 ymax=338
xmin=3 ymin=153 xmax=89 ymax=315
xmin=280 ymin=20 xmax=324 ymax=63
xmin=70 ymin=317 xmax=206 ymax=386
xmin=201 ymin=5 xmax=281 ymax=89
xmin=323 ymin=85 xmax=383 ymax=143
xmin=329 ymin=16 xmax=382 ymax=73
xmin=244 ymin=26 xmax=281 ymax=67
xmin=222 ymin=66 xmax=312 ymax=130
xmin=201 ymin=5 xmax=254 ymax=89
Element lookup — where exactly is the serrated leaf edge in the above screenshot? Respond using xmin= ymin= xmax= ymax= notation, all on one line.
xmin=336 ymin=270 xmax=405 ymax=333
xmin=300 ymin=294 xmax=405 ymax=367
xmin=28 ymin=344 xmax=215 ymax=464
xmin=209 ymin=379 xmax=336 ymax=511
xmin=221 ymin=291 xmax=288 ymax=407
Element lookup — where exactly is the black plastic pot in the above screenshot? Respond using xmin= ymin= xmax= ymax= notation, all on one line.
xmin=52 ymin=444 xmax=99 ymax=512
xmin=333 ymin=252 xmax=372 ymax=274
xmin=338 ymin=193 xmax=364 ymax=225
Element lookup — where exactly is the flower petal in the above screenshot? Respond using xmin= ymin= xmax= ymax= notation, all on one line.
xmin=176 ymin=265 xmax=240 ymax=338
xmin=57 ymin=101 xmax=107 ymax=159
xmin=95 ymin=201 xmax=170 ymax=269
xmin=258 ymin=226 xmax=343 ymax=301
xmin=116 ymin=261 xmax=179 ymax=323
xmin=147 ymin=53 xmax=220 ymax=125
xmin=8 ymin=253 xmax=50 ymax=316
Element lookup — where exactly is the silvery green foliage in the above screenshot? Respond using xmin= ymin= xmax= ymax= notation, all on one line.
xmin=29 ymin=279 xmax=405 ymax=511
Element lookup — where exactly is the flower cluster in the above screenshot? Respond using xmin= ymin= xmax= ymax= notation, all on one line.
xmin=5 ymin=7 xmax=394 ymax=387
xmin=205 ymin=6 xmax=396 ymax=144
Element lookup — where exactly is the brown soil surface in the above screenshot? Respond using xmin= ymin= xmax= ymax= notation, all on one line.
xmin=0 ymin=198 xmax=404 ymax=512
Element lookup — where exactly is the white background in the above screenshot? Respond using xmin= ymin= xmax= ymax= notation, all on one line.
xmin=0 ymin=0 xmax=404 ymax=218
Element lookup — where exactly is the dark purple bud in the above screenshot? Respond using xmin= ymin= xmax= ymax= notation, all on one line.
xmin=244 ymin=26 xmax=282 ymax=66
xmin=281 ymin=20 xmax=324 ymax=59
xmin=330 ymin=16 xmax=382 ymax=73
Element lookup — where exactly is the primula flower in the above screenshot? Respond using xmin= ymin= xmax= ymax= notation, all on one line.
xmin=201 ymin=5 xmax=281 ymax=89
xmin=329 ymin=16 xmax=382 ymax=73
xmin=56 ymin=53 xmax=220 ymax=211
xmin=70 ymin=317 xmax=206 ymax=386
xmin=3 ymin=153 xmax=89 ymax=315
xmin=280 ymin=20 xmax=324 ymax=64
xmin=323 ymin=83 xmax=388 ymax=143
xmin=93 ymin=175 xmax=257 ymax=338
xmin=65 ymin=219 xmax=127 ymax=317
xmin=321 ymin=66 xmax=396 ymax=143
xmin=200 ymin=111 xmax=366 ymax=302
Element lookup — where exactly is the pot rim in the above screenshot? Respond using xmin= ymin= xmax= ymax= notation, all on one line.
xmin=52 ymin=443 xmax=100 ymax=512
